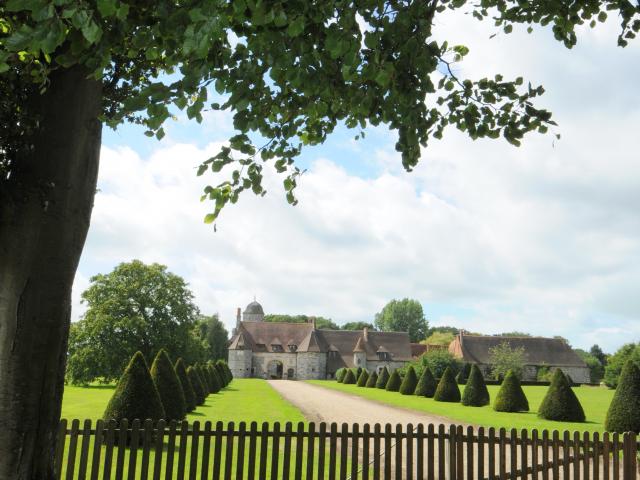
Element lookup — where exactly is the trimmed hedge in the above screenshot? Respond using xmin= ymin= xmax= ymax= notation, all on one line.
xmin=433 ymin=367 xmax=461 ymax=402
xmin=366 ymin=371 xmax=378 ymax=388
xmin=336 ymin=368 xmax=347 ymax=383
xmin=187 ymin=366 xmax=206 ymax=405
xmin=150 ymin=349 xmax=186 ymax=421
xmin=414 ymin=366 xmax=437 ymax=397
xmin=103 ymin=352 xmax=165 ymax=422
xmin=385 ymin=370 xmax=402 ymax=392
xmin=538 ymin=369 xmax=585 ymax=422
xmin=215 ymin=360 xmax=232 ymax=386
xmin=174 ymin=358 xmax=196 ymax=412
xmin=357 ymin=370 xmax=370 ymax=387
xmin=461 ymin=364 xmax=490 ymax=407
xmin=208 ymin=365 xmax=222 ymax=393
xmin=399 ymin=366 xmax=418 ymax=395
xmin=197 ymin=364 xmax=211 ymax=394
xmin=456 ymin=363 xmax=471 ymax=385
xmin=605 ymin=360 xmax=640 ymax=433
xmin=356 ymin=367 xmax=363 ymax=380
xmin=376 ymin=367 xmax=390 ymax=389
xmin=494 ymin=370 xmax=529 ymax=412
xmin=343 ymin=369 xmax=357 ymax=384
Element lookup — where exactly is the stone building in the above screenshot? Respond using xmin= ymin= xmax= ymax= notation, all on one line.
xmin=228 ymin=300 xmax=412 ymax=380
xmin=448 ymin=332 xmax=591 ymax=384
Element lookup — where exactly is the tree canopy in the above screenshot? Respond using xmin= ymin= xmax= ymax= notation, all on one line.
xmin=264 ymin=314 xmax=339 ymax=330
xmin=341 ymin=322 xmax=376 ymax=331
xmin=604 ymin=342 xmax=640 ymax=388
xmin=195 ymin=314 xmax=229 ymax=361
xmin=374 ymin=298 xmax=428 ymax=342
xmin=66 ymin=260 xmax=205 ymax=384
xmin=488 ymin=341 xmax=526 ymax=380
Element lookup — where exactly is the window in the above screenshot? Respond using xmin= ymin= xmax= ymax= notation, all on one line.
xmin=272 ymin=344 xmax=283 ymax=352
xmin=377 ymin=352 xmax=390 ymax=361
xmin=288 ymin=344 xmax=298 ymax=352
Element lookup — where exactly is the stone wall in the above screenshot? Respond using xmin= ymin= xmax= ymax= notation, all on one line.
xmin=228 ymin=349 xmax=252 ymax=378
xmin=367 ymin=361 xmax=406 ymax=375
xmin=297 ymin=352 xmax=327 ymax=380
xmin=252 ymin=352 xmax=298 ymax=379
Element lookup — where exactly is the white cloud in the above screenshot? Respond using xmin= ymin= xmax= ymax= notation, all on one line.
xmin=72 ymin=12 xmax=640 ymax=353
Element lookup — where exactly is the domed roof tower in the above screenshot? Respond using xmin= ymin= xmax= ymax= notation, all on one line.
xmin=243 ymin=299 xmax=265 ymax=322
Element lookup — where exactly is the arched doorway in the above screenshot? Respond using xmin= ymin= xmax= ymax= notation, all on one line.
xmin=267 ymin=360 xmax=283 ymax=379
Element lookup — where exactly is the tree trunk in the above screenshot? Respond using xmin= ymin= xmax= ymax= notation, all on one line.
xmin=0 ymin=66 xmax=102 ymax=479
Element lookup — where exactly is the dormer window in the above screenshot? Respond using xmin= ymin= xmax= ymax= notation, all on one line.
xmin=377 ymin=351 xmax=390 ymax=361
xmin=288 ymin=344 xmax=298 ymax=352
xmin=272 ymin=344 xmax=284 ymax=353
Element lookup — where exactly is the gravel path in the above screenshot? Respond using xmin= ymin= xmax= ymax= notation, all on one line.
xmin=268 ymin=380 xmax=465 ymax=428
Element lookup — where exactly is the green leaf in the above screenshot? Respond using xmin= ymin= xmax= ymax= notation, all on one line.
xmin=97 ymin=0 xmax=117 ymax=17
xmin=287 ymin=17 xmax=305 ymax=37
xmin=81 ymin=20 xmax=102 ymax=44
xmin=204 ymin=213 xmax=217 ymax=224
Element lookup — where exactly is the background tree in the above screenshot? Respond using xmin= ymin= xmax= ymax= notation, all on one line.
xmin=589 ymin=344 xmax=608 ymax=367
xmin=1 ymin=0 xmax=637 ymax=476
xmin=574 ymin=349 xmax=605 ymax=384
xmin=66 ymin=261 xmax=205 ymax=384
xmin=195 ymin=314 xmax=229 ymax=361
xmin=374 ymin=299 xmax=428 ymax=342
xmin=341 ymin=322 xmax=376 ymax=331
xmin=150 ymin=350 xmax=187 ymax=421
xmin=604 ymin=343 xmax=640 ymax=388
xmin=416 ymin=350 xmax=461 ymax=379
xmin=488 ymin=341 xmax=526 ymax=380
xmin=422 ymin=331 xmax=456 ymax=346
xmin=499 ymin=332 xmax=531 ymax=337
xmin=264 ymin=314 xmax=339 ymax=330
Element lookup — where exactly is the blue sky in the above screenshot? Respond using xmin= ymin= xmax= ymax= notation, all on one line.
xmin=74 ymin=13 xmax=640 ymax=353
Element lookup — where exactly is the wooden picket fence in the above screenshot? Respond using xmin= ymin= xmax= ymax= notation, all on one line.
xmin=56 ymin=419 xmax=639 ymax=479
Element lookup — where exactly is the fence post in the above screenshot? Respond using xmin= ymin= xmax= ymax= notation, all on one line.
xmin=153 ymin=419 xmax=165 ymax=480
xmin=307 ymin=422 xmax=316 ymax=480
xmin=54 ymin=419 xmax=68 ymax=479
xmin=449 ymin=424 xmax=457 ymax=480
xmin=188 ymin=420 xmax=200 ymax=480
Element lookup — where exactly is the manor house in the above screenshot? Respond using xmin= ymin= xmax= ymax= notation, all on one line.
xmin=228 ymin=300 xmax=412 ymax=380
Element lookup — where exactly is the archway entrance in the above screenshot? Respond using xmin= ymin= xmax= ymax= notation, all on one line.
xmin=267 ymin=360 xmax=283 ymax=379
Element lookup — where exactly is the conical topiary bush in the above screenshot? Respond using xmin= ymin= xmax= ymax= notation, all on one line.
xmin=174 ymin=358 xmax=196 ymax=412
xmin=197 ymin=364 xmax=211 ymax=394
xmin=336 ymin=368 xmax=346 ymax=382
xmin=415 ymin=366 xmax=437 ymax=397
xmin=208 ymin=364 xmax=222 ymax=393
xmin=538 ymin=369 xmax=585 ymax=422
xmin=357 ymin=369 xmax=370 ymax=387
xmin=343 ymin=369 xmax=357 ymax=384
xmin=356 ymin=367 xmax=363 ymax=380
xmin=493 ymin=370 xmax=529 ymax=412
xmin=399 ymin=366 xmax=418 ymax=395
xmin=366 ymin=371 xmax=378 ymax=388
xmin=456 ymin=363 xmax=471 ymax=385
xmin=150 ymin=349 xmax=186 ymax=421
xmin=376 ymin=367 xmax=390 ymax=389
xmin=461 ymin=364 xmax=490 ymax=407
xmin=103 ymin=351 xmax=165 ymax=422
xmin=385 ymin=370 xmax=402 ymax=392
xmin=434 ymin=367 xmax=461 ymax=402
xmin=605 ymin=360 xmax=640 ymax=433
xmin=187 ymin=366 xmax=206 ymax=405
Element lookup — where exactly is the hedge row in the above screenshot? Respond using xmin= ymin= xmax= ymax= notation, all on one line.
xmin=103 ymin=350 xmax=233 ymax=423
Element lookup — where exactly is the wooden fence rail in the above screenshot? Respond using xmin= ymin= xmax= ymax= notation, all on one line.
xmin=55 ymin=419 xmax=639 ymax=480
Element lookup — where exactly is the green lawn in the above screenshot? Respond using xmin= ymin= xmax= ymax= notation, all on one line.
xmin=59 ymin=379 xmax=310 ymax=478
xmin=62 ymin=378 xmax=305 ymax=424
xmin=308 ymin=380 xmax=615 ymax=433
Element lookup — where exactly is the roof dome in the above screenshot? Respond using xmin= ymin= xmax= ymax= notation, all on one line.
xmin=244 ymin=300 xmax=264 ymax=315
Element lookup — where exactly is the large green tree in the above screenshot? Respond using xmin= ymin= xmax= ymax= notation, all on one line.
xmin=66 ymin=261 xmax=205 ymax=384
xmin=1 ymin=1 xmax=637 ymax=477
xmin=264 ymin=314 xmax=339 ymax=330
xmin=488 ymin=341 xmax=526 ymax=380
xmin=604 ymin=342 xmax=640 ymax=388
xmin=374 ymin=298 xmax=428 ymax=342
xmin=195 ymin=314 xmax=230 ymax=361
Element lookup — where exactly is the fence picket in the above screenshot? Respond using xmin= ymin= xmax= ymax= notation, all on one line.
xmin=602 ymin=432 xmax=610 ymax=480
xmin=449 ymin=424 xmax=457 ymax=480
xmin=189 ymin=421 xmax=200 ymax=480
xmin=127 ymin=419 xmax=141 ymax=480
xmin=176 ymin=421 xmax=189 ymax=479
xmin=200 ymin=421 xmax=212 ymax=480
xmin=114 ymin=418 xmax=128 ymax=480
xmin=477 ymin=427 xmax=485 ymax=480
xmin=65 ymin=419 xmax=81 ymax=480
xmin=541 ymin=430 xmax=549 ymax=480
xmin=328 ymin=422 xmax=338 ymax=480
xmin=362 ymin=423 xmax=371 ymax=480
xmin=165 ymin=420 xmax=178 ymax=480
xmin=562 ymin=430 xmax=570 ymax=479
xmin=258 ymin=422 xmax=268 ymax=480
xmin=488 ymin=427 xmax=496 ymax=480
xmin=77 ymin=419 xmax=92 ymax=480
xmin=406 ymin=423 xmax=414 ymax=480
xmin=306 ymin=422 xmax=316 ymax=480
xmin=351 ymin=423 xmax=360 ymax=480
xmin=102 ymin=420 xmax=117 ymax=480
xmin=247 ymin=421 xmax=258 ymax=480
xmin=283 ymin=422 xmax=292 ymax=480
xmin=437 ymin=424 xmax=446 ymax=480
xmin=583 ymin=431 xmax=590 ymax=480
xmin=294 ymin=421 xmax=304 ymax=480
xmin=373 ymin=423 xmax=381 ymax=480
xmin=341 ymin=423 xmax=349 ymax=480
xmin=237 ymin=421 xmax=247 ymax=480
xmin=530 ymin=429 xmax=538 ymax=480
xmin=593 ymin=431 xmax=600 ymax=480
xmin=271 ymin=422 xmax=281 ymax=480
xmin=153 ymin=420 xmax=165 ymax=480
xmin=224 ymin=421 xmax=235 ymax=480
xmin=90 ymin=420 xmax=104 ymax=480
xmin=140 ymin=419 xmax=154 ymax=480
xmin=466 ymin=426 xmax=474 ymax=480
xmin=318 ymin=422 xmax=327 ymax=480
xmin=499 ymin=428 xmax=507 ymax=480
xmin=384 ymin=424 xmax=392 ymax=480
xmin=510 ymin=428 xmax=517 ymax=480
xmin=573 ymin=430 xmax=581 ymax=480
xmin=612 ymin=433 xmax=620 ymax=480
xmin=395 ymin=423 xmax=403 ymax=480
xmin=427 ymin=424 xmax=435 ymax=480
xmin=551 ymin=431 xmax=560 ymax=480
xmin=520 ymin=429 xmax=527 ymax=480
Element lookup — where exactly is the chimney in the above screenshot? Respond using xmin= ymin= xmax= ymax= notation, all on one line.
xmin=236 ymin=307 xmax=242 ymax=323
xmin=363 ymin=326 xmax=369 ymax=342
xmin=309 ymin=316 xmax=317 ymax=329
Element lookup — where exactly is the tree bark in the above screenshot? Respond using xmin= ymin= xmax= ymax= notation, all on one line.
xmin=0 ymin=66 xmax=102 ymax=479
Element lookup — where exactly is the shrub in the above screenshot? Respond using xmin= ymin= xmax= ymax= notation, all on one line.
xmin=174 ymin=358 xmax=196 ymax=412
xmin=605 ymin=360 xmax=640 ymax=433
xmin=461 ymin=365 xmax=490 ymax=407
xmin=385 ymin=370 xmax=402 ymax=392
xmin=366 ymin=371 xmax=378 ymax=388
xmin=414 ymin=366 xmax=437 ymax=397
xmin=208 ymin=365 xmax=222 ymax=393
xmin=493 ymin=370 xmax=529 ymax=412
xmin=456 ymin=363 xmax=471 ymax=385
xmin=399 ymin=366 xmax=418 ymax=395
xmin=376 ymin=367 xmax=390 ymax=389
xmin=103 ymin=352 xmax=165 ymax=422
xmin=215 ymin=361 xmax=229 ymax=387
xmin=357 ymin=370 xmax=369 ymax=387
xmin=150 ymin=349 xmax=187 ymax=421
xmin=538 ymin=369 xmax=585 ymax=422
xmin=604 ymin=343 xmax=640 ymax=388
xmin=336 ymin=368 xmax=347 ymax=382
xmin=187 ymin=366 xmax=206 ymax=405
xmin=343 ymin=369 xmax=357 ymax=384
xmin=433 ymin=367 xmax=461 ymax=402
xmin=419 ymin=350 xmax=461 ymax=379
xmin=197 ymin=364 xmax=211 ymax=394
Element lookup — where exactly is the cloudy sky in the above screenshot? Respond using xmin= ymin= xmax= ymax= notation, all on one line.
xmin=73 ymin=11 xmax=640 ymax=353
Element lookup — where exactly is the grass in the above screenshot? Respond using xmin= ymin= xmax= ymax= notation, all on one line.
xmin=59 ymin=379 xmax=311 ymax=478
xmin=308 ymin=380 xmax=615 ymax=433
xmin=62 ymin=378 xmax=305 ymax=425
